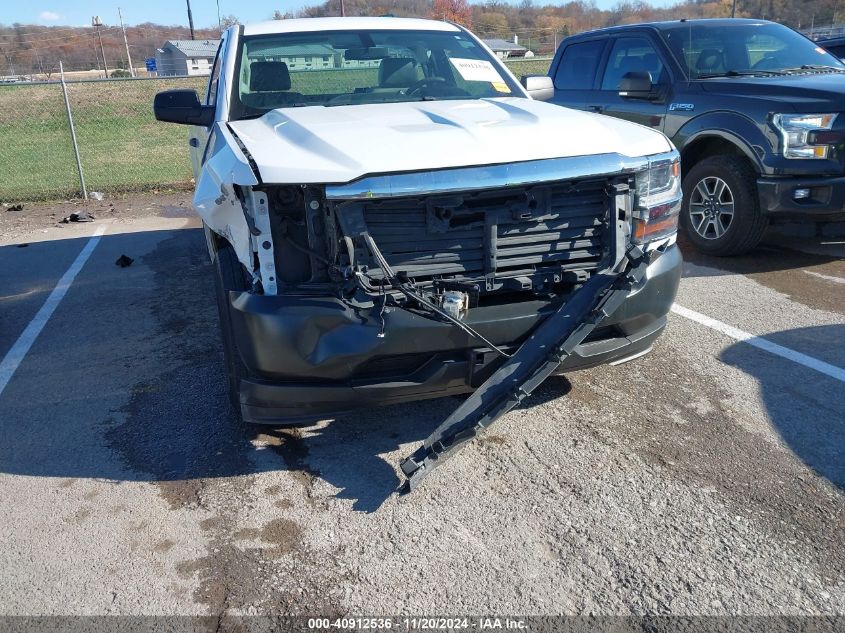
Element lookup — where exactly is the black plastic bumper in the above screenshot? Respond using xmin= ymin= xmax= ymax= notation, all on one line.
xmin=757 ymin=175 xmax=845 ymax=221
xmin=229 ymin=244 xmax=683 ymax=424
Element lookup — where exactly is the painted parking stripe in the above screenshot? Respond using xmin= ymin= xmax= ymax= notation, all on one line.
xmin=803 ymin=270 xmax=845 ymax=285
xmin=671 ymin=304 xmax=845 ymax=383
xmin=0 ymin=224 xmax=108 ymax=397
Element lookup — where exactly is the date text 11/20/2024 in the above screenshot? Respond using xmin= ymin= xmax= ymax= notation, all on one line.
xmin=307 ymin=617 xmax=529 ymax=630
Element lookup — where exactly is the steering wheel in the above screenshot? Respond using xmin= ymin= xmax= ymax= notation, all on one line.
xmin=404 ymin=77 xmax=447 ymax=95
xmin=752 ymin=55 xmax=782 ymax=70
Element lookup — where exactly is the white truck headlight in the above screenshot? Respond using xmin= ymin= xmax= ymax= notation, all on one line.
xmin=633 ymin=155 xmax=681 ymax=244
xmin=773 ymin=113 xmax=837 ymax=159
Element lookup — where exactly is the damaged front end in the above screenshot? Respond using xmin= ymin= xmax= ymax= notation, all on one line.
xmin=195 ymin=140 xmax=680 ymax=489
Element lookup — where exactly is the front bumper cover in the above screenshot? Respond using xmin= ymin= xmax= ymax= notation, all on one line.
xmin=230 ymin=244 xmax=682 ymax=425
xmin=758 ymin=174 xmax=845 ymax=221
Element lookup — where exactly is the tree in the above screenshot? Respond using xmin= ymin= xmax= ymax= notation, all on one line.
xmin=474 ymin=11 xmax=509 ymax=36
xmin=220 ymin=14 xmax=240 ymax=28
xmin=430 ymin=0 xmax=472 ymax=26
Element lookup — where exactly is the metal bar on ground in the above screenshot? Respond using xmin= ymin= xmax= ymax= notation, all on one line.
xmin=59 ymin=61 xmax=88 ymax=200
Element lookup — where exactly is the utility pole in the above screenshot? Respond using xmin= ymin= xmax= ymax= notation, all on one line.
xmin=92 ymin=16 xmax=109 ymax=78
xmin=731 ymin=0 xmax=737 ymax=18
xmin=118 ymin=8 xmax=135 ymax=77
xmin=186 ymin=0 xmax=196 ymax=40
xmin=34 ymin=48 xmax=44 ymax=77
xmin=340 ymin=0 xmax=346 ymax=17
xmin=216 ymin=0 xmax=222 ymax=32
xmin=4 ymin=51 xmax=14 ymax=77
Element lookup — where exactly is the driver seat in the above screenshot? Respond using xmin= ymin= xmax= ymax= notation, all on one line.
xmin=378 ymin=57 xmax=423 ymax=89
xmin=696 ymin=48 xmax=725 ymax=75
xmin=241 ymin=61 xmax=303 ymax=109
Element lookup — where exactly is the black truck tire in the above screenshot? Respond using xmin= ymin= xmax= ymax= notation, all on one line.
xmin=680 ymin=155 xmax=767 ymax=256
xmin=212 ymin=241 xmax=250 ymax=420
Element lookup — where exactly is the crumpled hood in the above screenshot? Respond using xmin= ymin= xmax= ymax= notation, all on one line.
xmin=228 ymin=97 xmax=672 ymax=184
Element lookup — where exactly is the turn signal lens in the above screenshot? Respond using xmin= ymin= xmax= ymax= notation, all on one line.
xmin=633 ymin=154 xmax=682 ymax=244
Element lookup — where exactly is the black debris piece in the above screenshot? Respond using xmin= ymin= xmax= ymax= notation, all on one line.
xmin=115 ymin=254 xmax=134 ymax=268
xmin=60 ymin=211 xmax=95 ymax=223
xmin=5 ymin=204 xmax=24 ymax=211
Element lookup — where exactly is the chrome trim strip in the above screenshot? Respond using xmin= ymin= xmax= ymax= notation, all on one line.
xmin=325 ymin=151 xmax=679 ymax=200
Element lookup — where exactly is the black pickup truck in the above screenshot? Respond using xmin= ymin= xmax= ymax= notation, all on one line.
xmin=547 ymin=18 xmax=845 ymax=255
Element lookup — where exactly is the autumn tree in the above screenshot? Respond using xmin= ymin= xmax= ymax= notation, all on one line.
xmin=473 ymin=11 xmax=510 ymax=36
xmin=430 ymin=0 xmax=472 ymax=26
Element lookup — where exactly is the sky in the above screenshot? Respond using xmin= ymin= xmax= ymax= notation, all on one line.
xmin=5 ymin=0 xmax=679 ymax=28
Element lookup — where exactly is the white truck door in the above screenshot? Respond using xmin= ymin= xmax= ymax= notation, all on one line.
xmin=189 ymin=37 xmax=226 ymax=178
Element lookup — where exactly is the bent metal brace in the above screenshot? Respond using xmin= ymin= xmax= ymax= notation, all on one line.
xmin=398 ymin=244 xmax=654 ymax=491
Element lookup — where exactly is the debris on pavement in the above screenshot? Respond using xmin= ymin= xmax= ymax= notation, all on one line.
xmin=115 ymin=255 xmax=134 ymax=268
xmin=60 ymin=212 xmax=95 ymax=224
xmin=4 ymin=204 xmax=24 ymax=212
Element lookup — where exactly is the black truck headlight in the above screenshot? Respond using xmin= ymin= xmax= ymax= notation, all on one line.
xmin=773 ymin=113 xmax=837 ymax=159
xmin=633 ymin=154 xmax=681 ymax=244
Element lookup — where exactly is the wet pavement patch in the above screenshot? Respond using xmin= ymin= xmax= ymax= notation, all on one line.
xmin=679 ymin=238 xmax=845 ymax=315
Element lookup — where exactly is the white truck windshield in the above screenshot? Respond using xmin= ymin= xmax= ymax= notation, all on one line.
xmin=230 ymin=28 xmax=518 ymax=118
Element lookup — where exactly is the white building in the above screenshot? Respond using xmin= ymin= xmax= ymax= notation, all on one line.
xmin=155 ymin=39 xmax=221 ymax=76
xmin=482 ymin=38 xmax=529 ymax=59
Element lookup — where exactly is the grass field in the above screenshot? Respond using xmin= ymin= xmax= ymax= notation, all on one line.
xmin=0 ymin=59 xmax=552 ymax=202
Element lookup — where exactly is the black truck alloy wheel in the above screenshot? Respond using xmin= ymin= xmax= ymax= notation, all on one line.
xmin=681 ymin=155 xmax=767 ymax=256
xmin=688 ymin=175 xmax=734 ymax=240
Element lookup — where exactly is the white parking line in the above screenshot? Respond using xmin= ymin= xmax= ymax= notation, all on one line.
xmin=0 ymin=224 xmax=108 ymax=397
xmin=803 ymin=270 xmax=845 ymax=285
xmin=671 ymin=304 xmax=845 ymax=383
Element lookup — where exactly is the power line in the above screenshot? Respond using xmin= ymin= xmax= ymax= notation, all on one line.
xmin=0 ymin=24 xmax=102 ymax=37
xmin=3 ymin=27 xmax=122 ymax=47
xmin=0 ymin=25 xmax=212 ymax=55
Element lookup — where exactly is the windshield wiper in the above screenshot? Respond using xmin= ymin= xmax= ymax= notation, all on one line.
xmin=237 ymin=104 xmax=312 ymax=119
xmin=781 ymin=64 xmax=845 ymax=73
xmin=697 ymin=69 xmax=787 ymax=78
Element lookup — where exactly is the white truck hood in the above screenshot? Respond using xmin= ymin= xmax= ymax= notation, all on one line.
xmin=228 ymin=97 xmax=672 ymax=184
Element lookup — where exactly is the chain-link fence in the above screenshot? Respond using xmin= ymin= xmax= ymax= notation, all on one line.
xmin=0 ymin=75 xmax=205 ymax=202
xmin=0 ymin=58 xmax=552 ymax=203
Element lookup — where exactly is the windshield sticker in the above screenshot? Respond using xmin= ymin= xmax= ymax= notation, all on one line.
xmin=450 ymin=58 xmax=504 ymax=83
xmin=491 ymin=81 xmax=511 ymax=93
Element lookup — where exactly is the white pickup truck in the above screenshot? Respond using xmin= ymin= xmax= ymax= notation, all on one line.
xmin=154 ymin=17 xmax=683 ymax=488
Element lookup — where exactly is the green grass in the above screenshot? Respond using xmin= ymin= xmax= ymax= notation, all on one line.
xmin=0 ymin=77 xmax=205 ymax=202
xmin=0 ymin=60 xmax=552 ymax=202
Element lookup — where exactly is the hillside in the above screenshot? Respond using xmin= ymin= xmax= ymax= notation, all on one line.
xmin=0 ymin=23 xmax=219 ymax=77
xmin=1 ymin=0 xmax=840 ymax=75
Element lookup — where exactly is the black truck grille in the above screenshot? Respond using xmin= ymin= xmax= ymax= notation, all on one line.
xmin=361 ymin=177 xmax=611 ymax=283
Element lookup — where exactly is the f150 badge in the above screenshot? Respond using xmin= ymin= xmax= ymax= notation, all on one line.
xmin=669 ymin=103 xmax=695 ymax=111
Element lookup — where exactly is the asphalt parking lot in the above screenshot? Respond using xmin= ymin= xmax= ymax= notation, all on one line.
xmin=0 ymin=195 xmax=843 ymax=618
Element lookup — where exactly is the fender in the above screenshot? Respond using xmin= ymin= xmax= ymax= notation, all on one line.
xmin=672 ymin=111 xmax=773 ymax=173
xmin=192 ymin=122 xmax=260 ymax=271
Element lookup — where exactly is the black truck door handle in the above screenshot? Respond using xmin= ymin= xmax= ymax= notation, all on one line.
xmin=588 ymin=104 xmax=604 ymax=113
xmin=189 ymin=137 xmax=199 ymax=148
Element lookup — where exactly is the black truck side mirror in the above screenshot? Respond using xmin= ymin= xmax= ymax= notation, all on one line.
xmin=154 ymin=89 xmax=215 ymax=126
xmin=618 ymin=71 xmax=657 ymax=100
